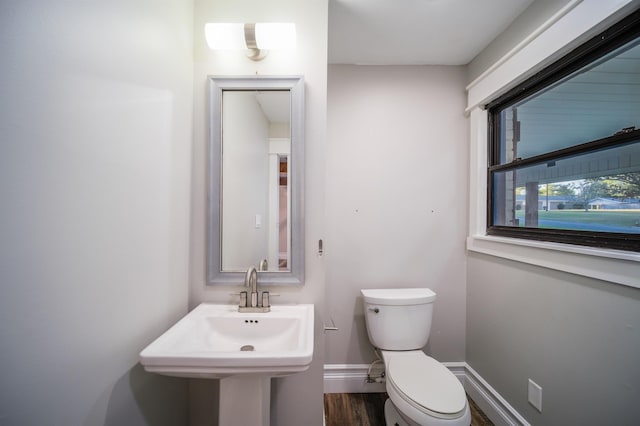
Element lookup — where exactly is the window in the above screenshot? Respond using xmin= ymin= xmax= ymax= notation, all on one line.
xmin=487 ymin=11 xmax=640 ymax=252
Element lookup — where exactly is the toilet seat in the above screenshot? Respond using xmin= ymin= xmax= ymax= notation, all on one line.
xmin=385 ymin=351 xmax=467 ymax=420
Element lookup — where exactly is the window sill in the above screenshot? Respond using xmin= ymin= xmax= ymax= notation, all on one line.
xmin=466 ymin=234 xmax=640 ymax=289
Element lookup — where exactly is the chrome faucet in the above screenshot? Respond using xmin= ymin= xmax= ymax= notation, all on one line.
xmin=245 ymin=266 xmax=258 ymax=306
xmin=239 ymin=266 xmax=270 ymax=312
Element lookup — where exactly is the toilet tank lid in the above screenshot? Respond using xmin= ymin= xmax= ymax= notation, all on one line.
xmin=361 ymin=288 xmax=436 ymax=305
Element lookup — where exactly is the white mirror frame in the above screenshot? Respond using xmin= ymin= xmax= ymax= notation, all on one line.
xmin=207 ymin=75 xmax=305 ymax=286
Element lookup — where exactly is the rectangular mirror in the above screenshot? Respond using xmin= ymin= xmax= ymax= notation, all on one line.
xmin=208 ymin=76 xmax=304 ymax=286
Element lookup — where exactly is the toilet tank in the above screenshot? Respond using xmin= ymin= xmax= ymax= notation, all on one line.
xmin=361 ymin=288 xmax=436 ymax=351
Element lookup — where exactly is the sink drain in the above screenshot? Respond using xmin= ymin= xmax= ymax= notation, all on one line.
xmin=240 ymin=345 xmax=255 ymax=351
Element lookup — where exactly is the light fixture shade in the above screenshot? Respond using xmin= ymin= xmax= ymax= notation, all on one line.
xmin=205 ymin=23 xmax=245 ymax=50
xmin=255 ymin=23 xmax=296 ymax=50
xmin=204 ymin=22 xmax=296 ymax=60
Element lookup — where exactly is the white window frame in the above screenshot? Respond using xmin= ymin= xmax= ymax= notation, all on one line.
xmin=466 ymin=0 xmax=640 ymax=289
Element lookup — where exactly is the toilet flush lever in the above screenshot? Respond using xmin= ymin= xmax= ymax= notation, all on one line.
xmin=368 ymin=307 xmax=380 ymax=314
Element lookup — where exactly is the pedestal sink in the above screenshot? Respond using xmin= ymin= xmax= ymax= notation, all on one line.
xmin=140 ymin=303 xmax=314 ymax=425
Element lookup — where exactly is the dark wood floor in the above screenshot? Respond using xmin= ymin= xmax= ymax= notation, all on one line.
xmin=324 ymin=393 xmax=493 ymax=426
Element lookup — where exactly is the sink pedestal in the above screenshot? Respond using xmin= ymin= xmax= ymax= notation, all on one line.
xmin=139 ymin=303 xmax=315 ymax=426
xmin=219 ymin=375 xmax=271 ymax=426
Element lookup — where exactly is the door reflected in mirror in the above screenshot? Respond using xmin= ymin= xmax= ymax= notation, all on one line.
xmin=208 ymin=76 xmax=304 ymax=286
xmin=221 ymin=90 xmax=291 ymax=272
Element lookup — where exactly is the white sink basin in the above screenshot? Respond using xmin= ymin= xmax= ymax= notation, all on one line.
xmin=139 ymin=303 xmax=314 ymax=378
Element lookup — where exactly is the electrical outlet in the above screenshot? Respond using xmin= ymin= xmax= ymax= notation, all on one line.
xmin=528 ymin=379 xmax=542 ymax=412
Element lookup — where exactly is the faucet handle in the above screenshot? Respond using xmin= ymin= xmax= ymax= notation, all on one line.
xmin=261 ymin=291 xmax=270 ymax=308
xmin=259 ymin=259 xmax=268 ymax=271
xmin=230 ymin=292 xmax=249 ymax=307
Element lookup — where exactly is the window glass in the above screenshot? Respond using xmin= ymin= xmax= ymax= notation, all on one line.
xmin=497 ymin=40 xmax=640 ymax=164
xmin=492 ymin=139 xmax=640 ymax=234
xmin=489 ymin=13 xmax=640 ymax=251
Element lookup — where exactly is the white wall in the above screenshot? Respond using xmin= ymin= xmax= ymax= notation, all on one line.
xmin=221 ymin=93 xmax=269 ymax=270
xmin=325 ymin=65 xmax=468 ymax=366
xmin=0 ymin=1 xmax=193 ymax=425
xmin=189 ymin=1 xmax=327 ymax=424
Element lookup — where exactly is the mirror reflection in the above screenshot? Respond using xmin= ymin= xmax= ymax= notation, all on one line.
xmin=221 ymin=90 xmax=291 ymax=272
xmin=208 ymin=76 xmax=304 ymax=286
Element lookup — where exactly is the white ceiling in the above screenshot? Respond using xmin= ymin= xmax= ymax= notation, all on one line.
xmin=329 ymin=0 xmax=535 ymax=65
xmin=255 ymin=91 xmax=290 ymax=124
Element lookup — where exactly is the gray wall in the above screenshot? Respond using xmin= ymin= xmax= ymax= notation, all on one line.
xmin=0 ymin=1 xmax=193 ymax=424
xmin=467 ymin=253 xmax=640 ymax=425
xmin=325 ymin=65 xmax=469 ymax=365
xmin=466 ymin=1 xmax=640 ymax=424
xmin=467 ymin=0 xmax=574 ymax=83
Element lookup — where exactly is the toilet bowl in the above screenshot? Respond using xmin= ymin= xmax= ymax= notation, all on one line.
xmin=382 ymin=351 xmax=470 ymax=426
xmin=361 ymin=288 xmax=470 ymax=426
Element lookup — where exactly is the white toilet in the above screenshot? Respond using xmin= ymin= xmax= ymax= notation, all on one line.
xmin=361 ymin=288 xmax=471 ymax=426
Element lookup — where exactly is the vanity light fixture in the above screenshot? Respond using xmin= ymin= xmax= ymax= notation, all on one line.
xmin=205 ymin=23 xmax=296 ymax=61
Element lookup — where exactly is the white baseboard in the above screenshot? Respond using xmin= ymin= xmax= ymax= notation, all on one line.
xmin=324 ymin=364 xmax=386 ymax=393
xmin=463 ymin=364 xmax=530 ymax=426
xmin=324 ymin=362 xmax=529 ymax=426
